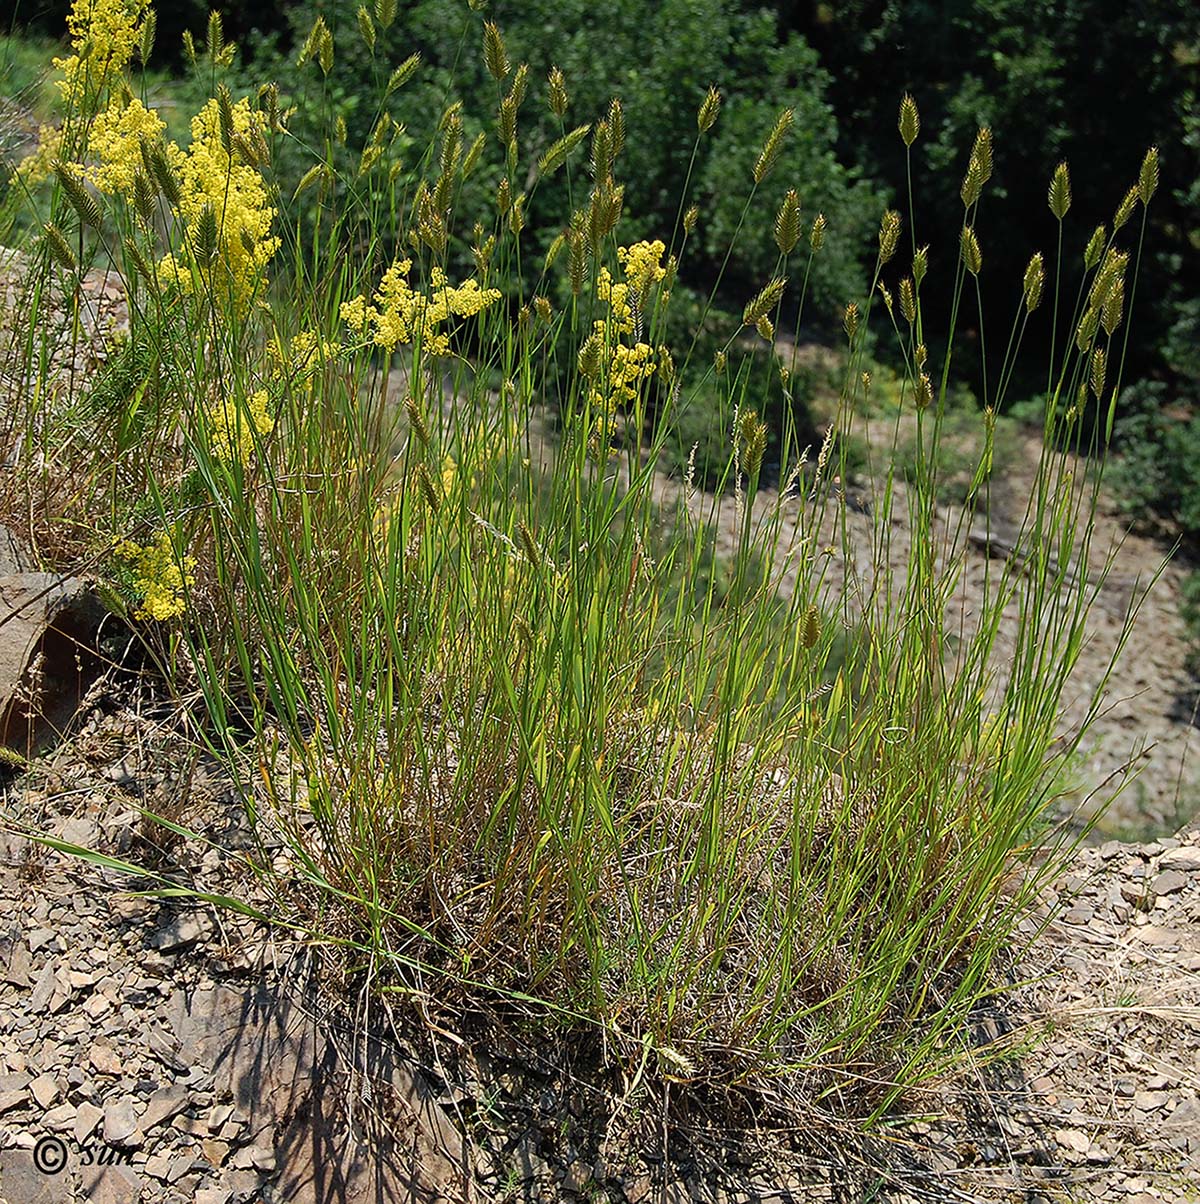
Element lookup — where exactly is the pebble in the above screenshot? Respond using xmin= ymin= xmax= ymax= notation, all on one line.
xmin=1159 ymin=846 xmax=1200 ymax=872
xmin=103 ymin=1096 xmax=143 ymax=1147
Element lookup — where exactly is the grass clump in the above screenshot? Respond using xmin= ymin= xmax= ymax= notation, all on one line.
xmin=0 ymin=0 xmax=1161 ymax=1125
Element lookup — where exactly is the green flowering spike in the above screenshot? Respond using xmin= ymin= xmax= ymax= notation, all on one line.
xmin=54 ymin=162 xmax=103 ymax=229
xmin=138 ymin=10 xmax=156 ymax=64
xmin=912 ymin=246 xmax=928 ymax=286
xmin=1083 ymin=225 xmax=1105 ymax=270
xmin=357 ymin=7 xmax=376 ymax=52
xmin=1139 ymin=145 xmax=1159 ymax=205
xmin=386 ymin=54 xmax=421 ymax=97
xmin=698 ymin=86 xmax=721 ymax=134
xmin=960 ymin=225 xmax=982 ymax=275
xmin=483 ymin=22 xmax=509 ymax=82
xmin=899 ymin=278 xmax=916 ymax=325
xmin=743 ymin=277 xmax=787 ymax=326
xmin=539 ymin=124 xmax=591 ymax=176
xmin=41 ymin=222 xmax=77 ymax=272
xmin=1023 ymin=252 xmax=1044 ymax=312
xmin=878 ymin=209 xmax=901 ymax=265
xmin=899 ymin=94 xmax=919 ymax=147
xmin=774 ymin=189 xmax=801 ymax=255
xmin=753 ymin=107 xmax=793 ymax=185
xmin=548 ymin=67 xmax=568 ymax=118
xmin=1048 ymin=162 xmax=1071 ymax=219
xmin=1114 ymin=185 xmax=1138 ymax=231
xmin=810 ymin=213 xmax=827 ymax=253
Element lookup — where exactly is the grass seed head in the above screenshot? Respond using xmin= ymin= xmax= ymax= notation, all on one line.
xmin=54 ymin=162 xmax=103 ymax=229
xmin=698 ymin=86 xmax=721 ymax=133
xmin=1048 ymin=161 xmax=1071 ymax=219
xmin=356 ymin=6 xmax=375 ymax=52
xmin=1102 ymin=278 xmax=1124 ymax=335
xmin=483 ymin=21 xmax=509 ymax=82
xmin=385 ymin=54 xmax=421 ymax=97
xmin=878 ymin=209 xmax=901 ymax=264
xmin=802 ymin=604 xmax=822 ymax=649
xmin=736 ymin=409 xmax=768 ymax=477
xmin=1084 ymin=224 xmax=1105 ymax=270
xmin=843 ymin=301 xmax=860 ymax=340
xmin=899 ymin=94 xmax=920 ymax=147
xmin=138 ymin=9 xmax=156 ymax=63
xmin=375 ymin=0 xmax=397 ymax=29
xmin=899 ymin=277 xmax=916 ymax=325
xmin=1113 ymin=185 xmax=1138 ymax=232
xmin=754 ymin=107 xmax=793 ymax=184
xmin=1023 ymin=251 xmax=1044 ymax=312
xmin=912 ymin=245 xmax=928 ymax=286
xmin=960 ymin=225 xmax=982 ymax=275
xmin=517 ymin=521 xmax=541 ymax=568
xmin=743 ymin=277 xmax=787 ymax=326
xmin=1138 ymin=145 xmax=1159 ymax=205
xmin=1075 ymin=306 xmax=1099 ymax=352
xmin=774 ymin=189 xmax=801 ymax=254
xmin=548 ymin=66 xmax=568 ymax=117
xmin=1090 ymin=346 xmax=1106 ymax=399
xmin=41 ymin=222 xmax=78 ymax=272
xmin=810 ymin=212 xmax=827 ymax=253
xmin=683 ymin=204 xmax=699 ymax=235
xmin=916 ymin=371 xmax=934 ymax=409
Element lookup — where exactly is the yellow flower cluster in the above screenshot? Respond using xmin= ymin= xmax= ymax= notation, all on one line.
xmin=84 ymin=98 xmax=165 ymax=194
xmin=115 ymin=529 xmax=195 ymax=621
xmin=341 ymin=262 xmax=501 ymax=356
xmin=158 ymin=97 xmax=279 ymax=308
xmin=16 ymin=126 xmax=64 ymax=186
xmin=54 ymin=0 xmax=150 ymax=105
xmin=580 ymin=242 xmax=667 ymax=447
xmin=203 ymin=390 xmax=274 ymax=466
xmin=617 ymin=239 xmax=668 ymax=303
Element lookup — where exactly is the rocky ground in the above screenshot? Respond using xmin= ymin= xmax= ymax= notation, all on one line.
xmin=0 ymin=700 xmax=1197 ymax=1203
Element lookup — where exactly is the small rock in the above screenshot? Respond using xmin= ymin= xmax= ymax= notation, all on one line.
xmin=1120 ymin=882 xmax=1156 ymax=911
xmin=1159 ymin=846 xmax=1200 ymax=872
xmin=167 ymin=1153 xmax=196 ymax=1183
xmin=247 ymin=1145 xmax=277 ymax=1173
xmin=625 ymin=1176 xmax=653 ymax=1204
xmin=80 ymin=1164 xmax=143 ymax=1204
xmin=562 ymin=1160 xmax=592 ymax=1194
xmin=42 ymin=1101 xmax=76 ymax=1130
xmin=27 ymin=928 xmax=57 ymax=953
xmin=202 ymin=1140 xmax=230 ymax=1167
xmin=0 ymin=1089 xmax=26 ymax=1115
xmin=1099 ymin=840 xmax=1123 ymax=860
xmin=1152 ymin=869 xmax=1189 ymax=896
xmin=75 ymin=1101 xmax=104 ymax=1142
xmin=195 ymin=1190 xmax=231 ymax=1204
xmin=206 ymin=1103 xmax=234 ymax=1132
xmin=29 ymin=1072 xmax=59 ymax=1108
xmin=103 ymin=1097 xmax=143 ymax=1147
xmin=1133 ymin=1090 xmax=1170 ymax=1112
xmin=149 ymin=915 xmax=208 ymax=954
xmin=1054 ymin=1127 xmax=1091 ymax=1154
xmin=1063 ymin=905 xmax=1094 ymax=924
xmin=89 ymin=1038 xmax=123 ymax=1076
xmin=141 ymin=1087 xmax=188 ymax=1131
xmin=28 ymin=963 xmax=56 ymax=1013
xmin=143 ymin=1152 xmax=175 ymax=1181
